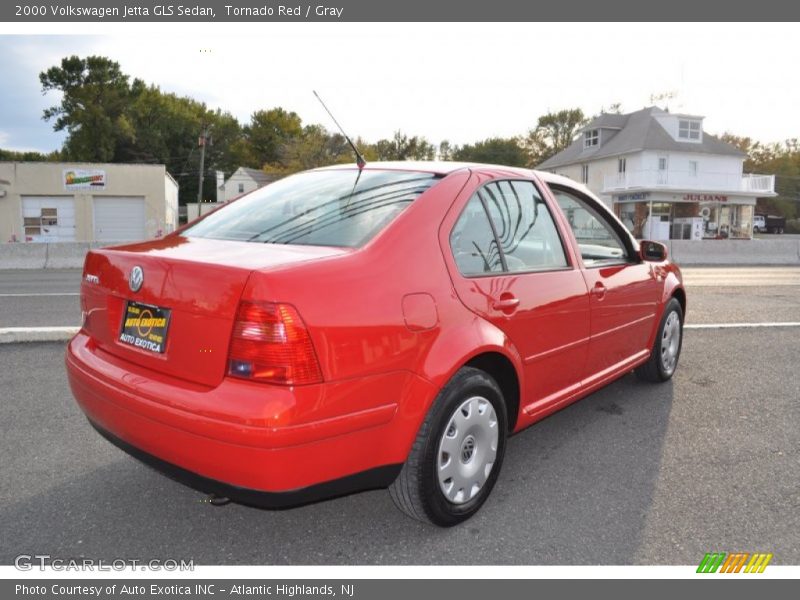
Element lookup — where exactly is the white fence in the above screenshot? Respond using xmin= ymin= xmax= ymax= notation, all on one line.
xmin=603 ymin=171 xmax=775 ymax=194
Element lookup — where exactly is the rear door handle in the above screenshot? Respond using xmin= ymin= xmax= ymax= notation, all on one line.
xmin=492 ymin=296 xmax=520 ymax=311
xmin=591 ymin=282 xmax=607 ymax=300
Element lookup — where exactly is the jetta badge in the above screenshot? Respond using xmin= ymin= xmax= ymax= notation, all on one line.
xmin=129 ymin=266 xmax=144 ymax=293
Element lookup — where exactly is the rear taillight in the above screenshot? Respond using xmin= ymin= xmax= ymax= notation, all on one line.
xmin=227 ymin=301 xmax=323 ymax=386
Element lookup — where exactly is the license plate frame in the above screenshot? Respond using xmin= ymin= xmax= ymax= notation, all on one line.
xmin=119 ymin=300 xmax=171 ymax=354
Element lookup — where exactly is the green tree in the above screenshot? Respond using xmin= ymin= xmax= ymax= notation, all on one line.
xmin=373 ymin=131 xmax=436 ymax=161
xmin=115 ymin=84 xmax=246 ymax=203
xmin=523 ymin=108 xmax=587 ymax=166
xmin=246 ymin=108 xmax=303 ymax=167
xmin=453 ymin=137 xmax=527 ymax=166
xmin=40 ymin=55 xmax=139 ymax=161
xmin=721 ymin=133 xmax=800 ymax=221
xmin=0 ymin=148 xmax=60 ymax=161
xmin=438 ymin=140 xmax=455 ymax=161
xmin=263 ymin=125 xmax=352 ymax=177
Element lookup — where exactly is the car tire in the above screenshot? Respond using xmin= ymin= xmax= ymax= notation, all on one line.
xmin=389 ymin=367 xmax=508 ymax=527
xmin=635 ymin=297 xmax=683 ymax=383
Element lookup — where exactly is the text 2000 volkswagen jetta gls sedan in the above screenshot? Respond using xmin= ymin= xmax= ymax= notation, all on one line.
xmin=67 ymin=162 xmax=685 ymax=526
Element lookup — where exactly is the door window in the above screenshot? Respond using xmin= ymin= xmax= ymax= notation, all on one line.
xmin=550 ymin=187 xmax=630 ymax=267
xmin=451 ymin=180 xmax=568 ymax=276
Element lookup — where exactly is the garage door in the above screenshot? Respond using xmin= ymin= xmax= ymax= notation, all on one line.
xmin=21 ymin=196 xmax=76 ymax=242
xmin=93 ymin=196 xmax=146 ymax=242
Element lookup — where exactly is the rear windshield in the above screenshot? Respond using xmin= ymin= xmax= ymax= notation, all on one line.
xmin=185 ymin=169 xmax=441 ymax=247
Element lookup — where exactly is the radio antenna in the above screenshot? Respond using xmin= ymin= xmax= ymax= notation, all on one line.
xmin=313 ymin=90 xmax=366 ymax=169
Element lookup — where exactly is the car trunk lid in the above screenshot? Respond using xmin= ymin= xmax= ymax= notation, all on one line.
xmin=81 ymin=236 xmax=348 ymax=387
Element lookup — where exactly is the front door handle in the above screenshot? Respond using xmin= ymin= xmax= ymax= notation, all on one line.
xmin=492 ymin=295 xmax=520 ymax=312
xmin=591 ymin=282 xmax=607 ymax=300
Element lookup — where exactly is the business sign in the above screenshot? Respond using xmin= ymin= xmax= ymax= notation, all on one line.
xmin=683 ymin=193 xmax=728 ymax=202
xmin=615 ymin=192 xmax=650 ymax=202
xmin=64 ymin=169 xmax=106 ymax=190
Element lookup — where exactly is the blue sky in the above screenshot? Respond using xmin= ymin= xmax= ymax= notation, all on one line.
xmin=1 ymin=25 xmax=798 ymax=154
xmin=0 ymin=36 xmax=71 ymax=152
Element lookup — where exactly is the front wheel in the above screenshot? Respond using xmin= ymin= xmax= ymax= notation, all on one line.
xmin=389 ymin=367 xmax=508 ymax=526
xmin=635 ymin=297 xmax=683 ymax=382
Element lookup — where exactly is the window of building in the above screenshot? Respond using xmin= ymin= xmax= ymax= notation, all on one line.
xmin=581 ymin=164 xmax=589 ymax=184
xmin=618 ymin=158 xmax=626 ymax=174
xmin=658 ymin=157 xmax=668 ymax=171
xmin=584 ymin=129 xmax=599 ymax=148
xmin=238 ymin=183 xmax=245 ymax=194
xmin=678 ymin=119 xmax=701 ymax=140
xmin=689 ymin=160 xmax=698 ymax=176
xmin=24 ymin=208 xmax=58 ymax=238
xmin=450 ymin=181 xmax=568 ymax=275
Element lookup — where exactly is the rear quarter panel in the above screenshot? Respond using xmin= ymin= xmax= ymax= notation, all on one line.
xmin=241 ymin=169 xmax=525 ymax=454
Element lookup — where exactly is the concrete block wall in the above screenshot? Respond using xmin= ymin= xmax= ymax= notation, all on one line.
xmin=1 ymin=239 xmax=799 ymax=270
xmin=666 ymin=239 xmax=800 ymax=266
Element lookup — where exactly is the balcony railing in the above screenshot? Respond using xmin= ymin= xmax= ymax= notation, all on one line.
xmin=602 ymin=170 xmax=775 ymax=195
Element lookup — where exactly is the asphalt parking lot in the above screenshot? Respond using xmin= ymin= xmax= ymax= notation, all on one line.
xmin=0 ymin=267 xmax=798 ymax=565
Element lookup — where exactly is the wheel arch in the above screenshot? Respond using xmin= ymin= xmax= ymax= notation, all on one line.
xmin=463 ymin=352 xmax=521 ymax=433
xmin=416 ymin=318 xmax=524 ymax=434
xmin=670 ymin=285 xmax=687 ymax=317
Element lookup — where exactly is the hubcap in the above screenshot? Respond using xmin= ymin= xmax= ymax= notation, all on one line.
xmin=437 ymin=396 xmax=498 ymax=505
xmin=660 ymin=310 xmax=681 ymax=375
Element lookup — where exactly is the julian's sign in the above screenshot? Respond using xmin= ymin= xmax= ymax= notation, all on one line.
xmin=683 ymin=193 xmax=728 ymax=202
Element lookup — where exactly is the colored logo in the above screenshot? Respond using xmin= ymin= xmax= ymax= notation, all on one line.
xmin=63 ymin=168 xmax=106 ymax=190
xmin=697 ymin=552 xmax=773 ymax=573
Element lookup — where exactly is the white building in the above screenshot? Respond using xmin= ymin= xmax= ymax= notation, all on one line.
xmin=217 ymin=167 xmax=275 ymax=203
xmin=0 ymin=162 xmax=178 ymax=243
xmin=537 ymin=107 xmax=776 ymax=240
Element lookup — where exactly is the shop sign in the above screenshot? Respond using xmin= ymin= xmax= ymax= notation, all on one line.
xmin=64 ymin=169 xmax=106 ymax=190
xmin=616 ymin=192 xmax=650 ymax=202
xmin=683 ymin=193 xmax=728 ymax=202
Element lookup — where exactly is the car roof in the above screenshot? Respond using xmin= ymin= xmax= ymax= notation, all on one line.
xmin=314 ymin=161 xmax=587 ymax=190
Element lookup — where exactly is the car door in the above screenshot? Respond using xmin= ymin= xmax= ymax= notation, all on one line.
xmin=444 ymin=173 xmax=591 ymax=411
xmin=546 ymin=184 xmax=660 ymax=381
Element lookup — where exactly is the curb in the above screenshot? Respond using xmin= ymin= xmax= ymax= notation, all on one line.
xmin=0 ymin=326 xmax=79 ymax=344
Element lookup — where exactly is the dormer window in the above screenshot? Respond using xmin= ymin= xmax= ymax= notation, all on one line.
xmin=678 ymin=119 xmax=701 ymax=140
xmin=584 ymin=129 xmax=600 ymax=148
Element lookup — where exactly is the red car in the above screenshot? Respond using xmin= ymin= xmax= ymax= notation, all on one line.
xmin=67 ymin=162 xmax=685 ymax=526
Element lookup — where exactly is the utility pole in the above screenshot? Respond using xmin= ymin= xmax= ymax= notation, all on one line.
xmin=197 ymin=125 xmax=211 ymax=204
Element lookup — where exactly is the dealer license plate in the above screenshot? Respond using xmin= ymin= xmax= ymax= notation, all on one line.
xmin=119 ymin=301 xmax=171 ymax=354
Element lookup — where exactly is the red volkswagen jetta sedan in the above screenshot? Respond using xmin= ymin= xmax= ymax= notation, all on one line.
xmin=67 ymin=162 xmax=685 ymax=526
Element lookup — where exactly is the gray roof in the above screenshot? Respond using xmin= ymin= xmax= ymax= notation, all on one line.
xmin=537 ymin=106 xmax=746 ymax=170
xmin=240 ymin=167 xmax=274 ymax=185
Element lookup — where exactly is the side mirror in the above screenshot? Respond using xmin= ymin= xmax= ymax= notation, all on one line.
xmin=640 ymin=240 xmax=668 ymax=262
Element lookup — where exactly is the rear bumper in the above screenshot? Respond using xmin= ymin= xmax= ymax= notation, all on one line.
xmin=66 ymin=332 xmax=430 ymax=502
xmin=88 ymin=419 xmax=400 ymax=508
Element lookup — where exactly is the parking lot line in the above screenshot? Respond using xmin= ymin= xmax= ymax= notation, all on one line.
xmin=0 ymin=293 xmax=80 ymax=297
xmin=0 ymin=326 xmax=80 ymax=343
xmin=685 ymin=322 xmax=800 ymax=329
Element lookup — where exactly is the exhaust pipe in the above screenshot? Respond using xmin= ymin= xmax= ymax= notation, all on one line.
xmin=207 ymin=493 xmax=231 ymax=506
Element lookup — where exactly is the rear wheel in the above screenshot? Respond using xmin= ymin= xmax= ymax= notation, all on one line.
xmin=389 ymin=367 xmax=507 ymax=526
xmin=635 ymin=297 xmax=683 ymax=383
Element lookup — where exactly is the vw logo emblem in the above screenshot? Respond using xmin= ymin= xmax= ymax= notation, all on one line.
xmin=129 ymin=266 xmax=144 ymax=293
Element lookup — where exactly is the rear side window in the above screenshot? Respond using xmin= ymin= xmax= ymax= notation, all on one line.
xmin=450 ymin=180 xmax=568 ymax=276
xmin=450 ymin=194 xmax=505 ymax=275
xmin=185 ymin=169 xmax=440 ymax=247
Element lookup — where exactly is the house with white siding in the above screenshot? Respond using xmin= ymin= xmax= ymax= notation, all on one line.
xmin=217 ymin=167 xmax=275 ymax=203
xmin=537 ymin=107 xmax=776 ymax=240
